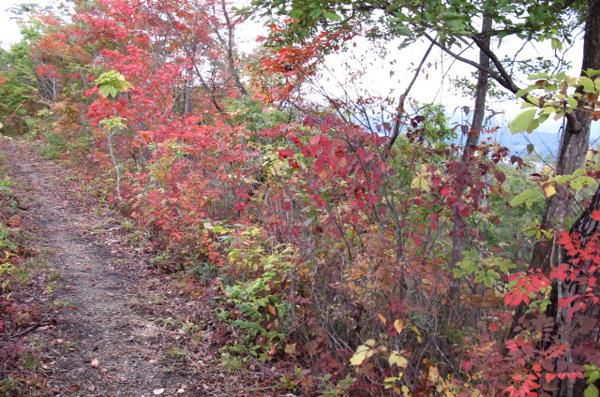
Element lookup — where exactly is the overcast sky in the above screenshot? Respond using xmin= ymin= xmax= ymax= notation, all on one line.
xmin=1 ymin=0 xmax=596 ymax=145
xmin=0 ymin=0 xmax=46 ymax=48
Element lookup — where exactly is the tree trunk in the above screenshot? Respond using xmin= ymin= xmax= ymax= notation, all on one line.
xmin=448 ymin=15 xmax=493 ymax=299
xmin=464 ymin=15 xmax=492 ymax=155
xmin=530 ymin=0 xmax=600 ymax=273
xmin=183 ymin=67 xmax=192 ymax=114
xmin=506 ymin=0 xmax=600 ymax=352
xmin=550 ymin=184 xmax=600 ymax=397
xmin=220 ymin=0 xmax=247 ymax=96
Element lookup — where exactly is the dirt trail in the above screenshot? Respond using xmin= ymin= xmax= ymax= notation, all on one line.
xmin=1 ymin=139 xmax=229 ymax=397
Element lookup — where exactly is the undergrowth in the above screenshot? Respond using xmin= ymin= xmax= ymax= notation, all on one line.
xmin=0 ymin=146 xmax=49 ymax=397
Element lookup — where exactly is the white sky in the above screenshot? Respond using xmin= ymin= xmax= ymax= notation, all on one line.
xmin=1 ymin=0 xmax=596 ymax=142
xmin=0 ymin=0 xmax=45 ymax=48
xmin=326 ymin=35 xmax=584 ymax=129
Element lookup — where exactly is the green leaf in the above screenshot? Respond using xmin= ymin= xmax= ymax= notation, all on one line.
xmin=99 ymin=86 xmax=110 ymax=97
xmin=541 ymin=106 xmax=555 ymax=114
xmin=526 ymin=95 xmax=540 ymax=107
xmin=521 ymin=101 xmax=536 ymax=109
xmin=509 ymin=109 xmax=537 ymax=133
xmin=509 ymin=188 xmax=544 ymax=208
xmin=580 ymin=76 xmax=596 ymax=93
xmin=537 ymin=113 xmax=550 ymax=125
xmin=308 ymin=8 xmax=321 ymax=18
xmin=571 ymin=175 xmax=596 ymax=191
xmin=585 ymin=69 xmax=600 ymax=78
xmin=324 ymin=10 xmax=341 ymax=21
xmin=588 ymin=370 xmax=600 ymax=384
xmin=528 ymin=72 xmax=550 ymax=80
xmin=95 ymin=70 xmax=133 ymax=98
xmin=584 ymin=384 xmax=599 ymax=397
xmin=550 ymin=38 xmax=562 ymax=50
xmin=515 ymin=87 xmax=531 ymax=98
xmin=394 ymin=25 xmax=414 ymax=36
xmin=289 ymin=8 xmax=303 ymax=18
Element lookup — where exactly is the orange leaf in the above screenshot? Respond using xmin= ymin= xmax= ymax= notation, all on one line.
xmin=393 ymin=319 xmax=404 ymax=334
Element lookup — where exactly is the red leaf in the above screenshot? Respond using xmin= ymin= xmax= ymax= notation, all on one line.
xmin=278 ymin=148 xmax=294 ymax=159
xmin=440 ymin=186 xmax=451 ymax=196
xmin=494 ymin=171 xmax=506 ymax=183
xmin=459 ymin=206 xmax=471 ymax=217
xmin=558 ymin=295 xmax=579 ymax=308
xmin=461 ymin=360 xmax=473 ymax=371
xmin=550 ymin=263 xmax=569 ymax=281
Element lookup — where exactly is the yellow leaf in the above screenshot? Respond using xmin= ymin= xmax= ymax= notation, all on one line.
xmin=401 ymin=385 xmax=411 ymax=396
xmin=377 ymin=313 xmax=387 ymax=325
xmin=544 ymin=184 xmax=556 ymax=197
xmin=389 ymin=351 xmax=408 ymax=368
xmin=409 ymin=324 xmax=422 ymax=343
xmin=428 ymin=366 xmax=441 ymax=383
xmin=411 ymin=175 xmax=430 ymax=191
xmin=393 ymin=319 xmax=404 ymax=334
xmin=350 ymin=345 xmax=371 ymax=366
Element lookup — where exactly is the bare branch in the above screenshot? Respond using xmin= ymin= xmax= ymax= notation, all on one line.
xmin=220 ymin=0 xmax=247 ymax=95
xmin=386 ymin=42 xmax=434 ymax=152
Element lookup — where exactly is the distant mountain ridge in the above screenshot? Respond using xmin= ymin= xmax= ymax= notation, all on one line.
xmin=476 ymin=127 xmax=600 ymax=160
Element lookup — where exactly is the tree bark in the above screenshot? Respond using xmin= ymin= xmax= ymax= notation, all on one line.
xmin=506 ymin=0 xmax=600 ymax=349
xmin=550 ymin=184 xmax=600 ymax=397
xmin=464 ymin=15 xmax=493 ymax=156
xmin=530 ymin=0 xmax=600 ymax=273
xmin=219 ymin=0 xmax=247 ymax=96
xmin=183 ymin=67 xmax=192 ymax=114
xmin=448 ymin=15 xmax=492 ymax=299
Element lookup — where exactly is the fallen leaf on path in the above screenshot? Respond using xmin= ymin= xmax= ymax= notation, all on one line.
xmin=153 ymin=388 xmax=165 ymax=395
xmin=284 ymin=343 xmax=296 ymax=355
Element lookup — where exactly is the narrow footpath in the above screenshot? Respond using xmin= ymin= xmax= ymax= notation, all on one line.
xmin=1 ymin=138 xmax=235 ymax=397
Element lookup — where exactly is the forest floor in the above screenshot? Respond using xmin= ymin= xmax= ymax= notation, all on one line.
xmin=0 ymin=138 xmax=245 ymax=397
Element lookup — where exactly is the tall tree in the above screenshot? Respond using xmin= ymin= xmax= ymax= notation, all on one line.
xmin=530 ymin=0 xmax=600 ymax=273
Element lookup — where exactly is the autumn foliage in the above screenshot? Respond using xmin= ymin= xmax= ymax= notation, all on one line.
xmin=1 ymin=0 xmax=599 ymax=395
